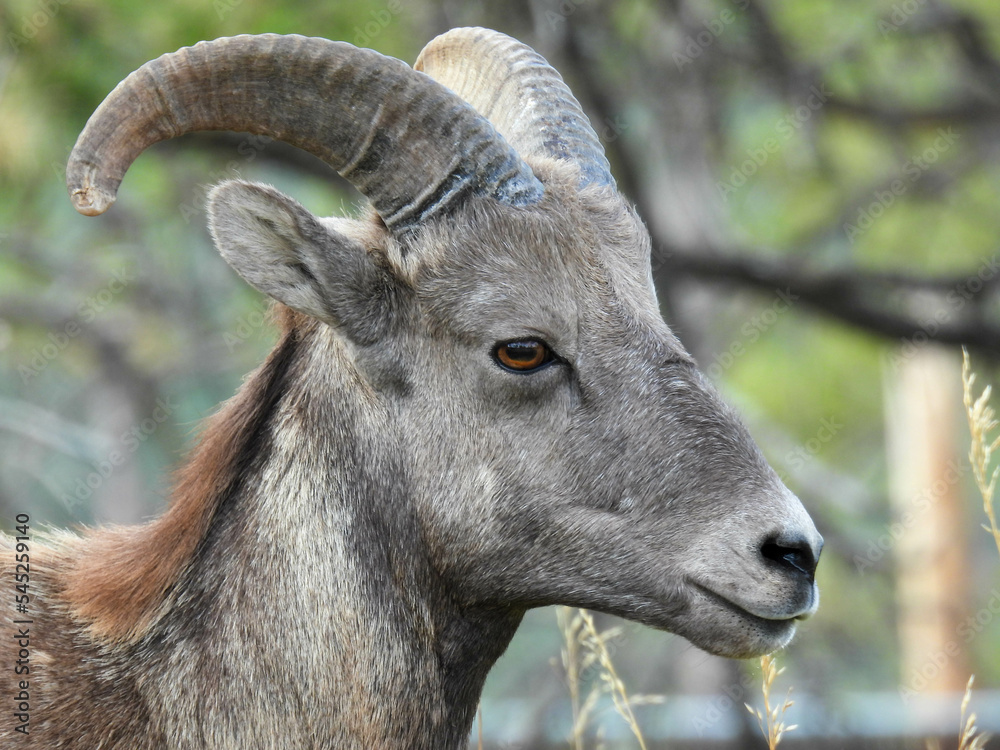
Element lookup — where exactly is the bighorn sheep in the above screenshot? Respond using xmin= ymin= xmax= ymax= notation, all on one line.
xmin=2 ymin=28 xmax=822 ymax=748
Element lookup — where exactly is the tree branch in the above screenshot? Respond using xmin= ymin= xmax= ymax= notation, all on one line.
xmin=657 ymin=247 xmax=1000 ymax=352
xmin=826 ymin=95 xmax=1000 ymax=126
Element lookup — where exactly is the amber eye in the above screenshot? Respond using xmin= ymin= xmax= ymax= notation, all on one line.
xmin=493 ymin=339 xmax=555 ymax=373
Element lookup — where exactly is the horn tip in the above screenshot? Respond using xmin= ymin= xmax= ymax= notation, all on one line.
xmin=69 ymin=185 xmax=114 ymax=216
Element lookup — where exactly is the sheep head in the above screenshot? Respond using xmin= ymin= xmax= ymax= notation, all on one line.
xmin=67 ymin=28 xmax=821 ymax=659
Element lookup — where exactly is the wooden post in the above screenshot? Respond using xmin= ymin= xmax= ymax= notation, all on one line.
xmin=884 ymin=344 xmax=969 ymax=704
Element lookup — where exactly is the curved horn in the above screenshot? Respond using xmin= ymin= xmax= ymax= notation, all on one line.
xmin=67 ymin=34 xmax=543 ymax=229
xmin=414 ymin=27 xmax=614 ymax=189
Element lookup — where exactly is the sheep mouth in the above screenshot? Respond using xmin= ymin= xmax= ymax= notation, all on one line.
xmin=687 ymin=580 xmax=804 ymax=630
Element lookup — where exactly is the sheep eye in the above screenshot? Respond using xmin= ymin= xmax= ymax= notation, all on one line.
xmin=493 ymin=339 xmax=555 ymax=373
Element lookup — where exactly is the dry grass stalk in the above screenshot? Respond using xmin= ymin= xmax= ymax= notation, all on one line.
xmin=961 ymin=348 xmax=1000 ymax=558
xmin=954 ymin=352 xmax=995 ymax=750
xmin=745 ymin=653 xmax=797 ymax=749
xmin=927 ymin=675 xmax=990 ymax=750
xmin=557 ymin=606 xmax=665 ymax=750
xmin=557 ymin=606 xmax=588 ymax=750
xmin=957 ymin=676 xmax=990 ymax=750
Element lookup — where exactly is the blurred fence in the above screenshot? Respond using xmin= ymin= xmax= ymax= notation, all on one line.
xmin=476 ymin=689 xmax=1000 ymax=749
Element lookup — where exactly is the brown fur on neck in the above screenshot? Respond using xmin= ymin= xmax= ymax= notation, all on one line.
xmin=55 ymin=305 xmax=304 ymax=643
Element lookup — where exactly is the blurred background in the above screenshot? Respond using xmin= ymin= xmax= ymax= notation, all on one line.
xmin=2 ymin=0 xmax=1000 ymax=746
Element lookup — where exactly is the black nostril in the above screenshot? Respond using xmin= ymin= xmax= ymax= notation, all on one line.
xmin=761 ymin=535 xmax=820 ymax=580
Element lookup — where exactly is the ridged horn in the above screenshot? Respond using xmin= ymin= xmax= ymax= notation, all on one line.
xmin=415 ymin=27 xmax=614 ymax=189
xmin=66 ymin=34 xmax=543 ymax=230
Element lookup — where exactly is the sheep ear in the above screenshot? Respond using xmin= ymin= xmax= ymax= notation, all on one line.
xmin=208 ymin=180 xmax=395 ymax=343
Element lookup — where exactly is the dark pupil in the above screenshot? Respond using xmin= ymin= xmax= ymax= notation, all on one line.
xmin=505 ymin=342 xmax=541 ymax=362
